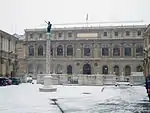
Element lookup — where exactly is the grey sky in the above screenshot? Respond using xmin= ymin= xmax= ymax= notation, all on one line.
xmin=0 ymin=0 xmax=150 ymax=34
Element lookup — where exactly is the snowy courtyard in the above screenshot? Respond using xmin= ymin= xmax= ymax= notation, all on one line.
xmin=0 ymin=82 xmax=150 ymax=113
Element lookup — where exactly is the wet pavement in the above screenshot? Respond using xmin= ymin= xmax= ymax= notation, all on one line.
xmin=0 ymin=83 xmax=150 ymax=113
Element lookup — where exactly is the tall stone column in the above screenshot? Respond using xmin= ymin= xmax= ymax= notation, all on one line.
xmin=46 ymin=33 xmax=51 ymax=74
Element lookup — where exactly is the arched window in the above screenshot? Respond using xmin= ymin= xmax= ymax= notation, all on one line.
xmin=67 ymin=65 xmax=72 ymax=74
xmin=102 ymin=65 xmax=108 ymax=74
xmin=57 ymin=45 xmax=63 ymax=56
xmin=38 ymin=45 xmax=43 ymax=56
xmin=114 ymin=65 xmax=119 ymax=75
xmin=83 ymin=64 xmax=91 ymax=74
xmin=136 ymin=65 xmax=143 ymax=72
xmin=67 ymin=45 xmax=73 ymax=56
xmin=125 ymin=65 xmax=131 ymax=76
xmin=28 ymin=46 xmax=34 ymax=56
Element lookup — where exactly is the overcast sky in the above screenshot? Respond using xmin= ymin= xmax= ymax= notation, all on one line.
xmin=0 ymin=0 xmax=150 ymax=34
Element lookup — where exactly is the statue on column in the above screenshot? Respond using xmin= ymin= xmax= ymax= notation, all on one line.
xmin=45 ymin=21 xmax=52 ymax=33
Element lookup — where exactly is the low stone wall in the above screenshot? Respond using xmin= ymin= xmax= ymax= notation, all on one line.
xmin=130 ymin=75 xmax=145 ymax=85
xmin=37 ymin=74 xmax=68 ymax=85
xmin=78 ymin=75 xmax=104 ymax=85
xmin=103 ymin=75 xmax=116 ymax=85
xmin=130 ymin=72 xmax=145 ymax=85
xmin=37 ymin=74 xmax=117 ymax=85
xmin=37 ymin=73 xmax=145 ymax=86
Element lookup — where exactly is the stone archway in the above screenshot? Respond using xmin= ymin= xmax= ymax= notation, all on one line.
xmin=83 ymin=64 xmax=91 ymax=74
xmin=114 ymin=65 xmax=119 ymax=75
xmin=125 ymin=65 xmax=131 ymax=76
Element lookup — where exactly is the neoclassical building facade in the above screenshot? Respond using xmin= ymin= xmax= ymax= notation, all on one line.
xmin=25 ymin=25 xmax=146 ymax=78
xmin=0 ymin=30 xmax=18 ymax=76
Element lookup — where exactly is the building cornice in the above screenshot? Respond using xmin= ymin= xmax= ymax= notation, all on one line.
xmin=24 ymin=25 xmax=147 ymax=32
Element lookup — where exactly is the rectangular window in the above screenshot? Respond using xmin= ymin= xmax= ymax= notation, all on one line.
xmin=113 ymin=48 xmax=120 ymax=56
xmin=84 ymin=48 xmax=91 ymax=56
xmin=137 ymin=31 xmax=141 ymax=36
xmin=115 ymin=32 xmax=118 ymax=36
xmin=39 ymin=34 xmax=42 ymax=39
xmin=126 ymin=31 xmax=130 ymax=36
xmin=58 ymin=33 xmax=62 ymax=38
xmin=30 ymin=34 xmax=33 ymax=39
xmin=104 ymin=32 xmax=107 ymax=36
xmin=68 ymin=32 xmax=72 ymax=38
xmin=102 ymin=48 xmax=109 ymax=56
xmin=124 ymin=47 xmax=131 ymax=56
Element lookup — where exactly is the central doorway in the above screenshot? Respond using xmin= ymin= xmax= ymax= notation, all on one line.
xmin=83 ymin=64 xmax=91 ymax=74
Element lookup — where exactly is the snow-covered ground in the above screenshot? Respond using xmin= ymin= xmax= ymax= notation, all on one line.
xmin=0 ymin=82 xmax=149 ymax=113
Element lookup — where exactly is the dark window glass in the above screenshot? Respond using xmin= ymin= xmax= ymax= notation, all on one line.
xmin=84 ymin=48 xmax=91 ymax=56
xmin=58 ymin=33 xmax=62 ymax=38
xmin=104 ymin=32 xmax=107 ymax=36
xmin=38 ymin=45 xmax=43 ymax=56
xmin=113 ymin=48 xmax=120 ymax=56
xmin=115 ymin=32 xmax=118 ymax=36
xmin=28 ymin=46 xmax=34 ymax=56
xmin=124 ymin=47 xmax=131 ymax=56
xmin=57 ymin=45 xmax=63 ymax=56
xmin=136 ymin=45 xmax=143 ymax=56
xmin=137 ymin=31 xmax=141 ymax=36
xmin=102 ymin=48 xmax=109 ymax=56
xmin=67 ymin=45 xmax=73 ymax=56
xmin=68 ymin=33 xmax=72 ymax=37
xmin=126 ymin=31 xmax=130 ymax=36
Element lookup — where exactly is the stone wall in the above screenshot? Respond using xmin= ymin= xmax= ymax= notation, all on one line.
xmin=36 ymin=74 xmax=145 ymax=86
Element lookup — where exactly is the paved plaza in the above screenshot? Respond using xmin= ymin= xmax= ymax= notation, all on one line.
xmin=0 ymin=82 xmax=150 ymax=113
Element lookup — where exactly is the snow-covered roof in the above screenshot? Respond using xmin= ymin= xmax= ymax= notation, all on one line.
xmin=25 ymin=21 xmax=148 ymax=32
